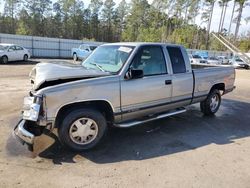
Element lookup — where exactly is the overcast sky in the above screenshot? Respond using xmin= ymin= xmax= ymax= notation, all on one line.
xmin=0 ymin=0 xmax=249 ymax=35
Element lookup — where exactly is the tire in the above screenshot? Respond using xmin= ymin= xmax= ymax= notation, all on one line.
xmin=200 ymin=89 xmax=221 ymax=116
xmin=23 ymin=54 xmax=28 ymax=62
xmin=1 ymin=56 xmax=8 ymax=64
xmin=73 ymin=53 xmax=78 ymax=61
xmin=58 ymin=108 xmax=107 ymax=151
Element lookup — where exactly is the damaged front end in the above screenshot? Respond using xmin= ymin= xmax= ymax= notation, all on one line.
xmin=13 ymin=94 xmax=45 ymax=151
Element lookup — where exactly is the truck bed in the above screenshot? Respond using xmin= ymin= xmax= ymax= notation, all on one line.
xmin=191 ymin=64 xmax=235 ymax=100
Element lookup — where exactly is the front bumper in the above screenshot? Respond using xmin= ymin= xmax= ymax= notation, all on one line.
xmin=13 ymin=119 xmax=35 ymax=145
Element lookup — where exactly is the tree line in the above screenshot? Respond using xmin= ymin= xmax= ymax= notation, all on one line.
xmin=0 ymin=0 xmax=249 ymax=52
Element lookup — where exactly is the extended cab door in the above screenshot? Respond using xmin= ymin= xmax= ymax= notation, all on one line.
xmin=120 ymin=45 xmax=173 ymax=121
xmin=166 ymin=46 xmax=193 ymax=106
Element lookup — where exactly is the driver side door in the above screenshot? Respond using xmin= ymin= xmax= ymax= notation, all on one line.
xmin=120 ymin=45 xmax=172 ymax=121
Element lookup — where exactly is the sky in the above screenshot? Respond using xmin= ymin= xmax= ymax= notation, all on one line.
xmin=0 ymin=0 xmax=249 ymax=35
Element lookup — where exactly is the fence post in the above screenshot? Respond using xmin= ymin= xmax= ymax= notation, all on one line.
xmin=59 ymin=39 xmax=61 ymax=58
xmin=31 ymin=36 xmax=34 ymax=57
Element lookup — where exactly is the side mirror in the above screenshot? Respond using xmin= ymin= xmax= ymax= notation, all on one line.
xmin=125 ymin=69 xmax=143 ymax=80
xmin=8 ymin=48 xmax=14 ymax=52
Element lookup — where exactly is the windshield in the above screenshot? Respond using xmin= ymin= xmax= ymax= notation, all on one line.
xmin=235 ymin=58 xmax=243 ymax=62
xmin=82 ymin=45 xmax=134 ymax=73
xmin=0 ymin=45 xmax=9 ymax=50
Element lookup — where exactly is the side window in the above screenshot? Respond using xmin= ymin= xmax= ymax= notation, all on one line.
xmin=167 ymin=46 xmax=186 ymax=74
xmin=84 ymin=45 xmax=90 ymax=51
xmin=16 ymin=46 xmax=24 ymax=50
xmin=131 ymin=46 xmax=167 ymax=76
xmin=8 ymin=46 xmax=16 ymax=51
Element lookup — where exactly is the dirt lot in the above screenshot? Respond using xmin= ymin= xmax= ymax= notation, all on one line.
xmin=0 ymin=59 xmax=250 ymax=188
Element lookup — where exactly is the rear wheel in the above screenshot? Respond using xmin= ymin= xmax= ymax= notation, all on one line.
xmin=58 ymin=108 xmax=107 ymax=151
xmin=200 ymin=89 xmax=221 ymax=115
xmin=1 ymin=56 xmax=8 ymax=64
xmin=23 ymin=54 xmax=28 ymax=62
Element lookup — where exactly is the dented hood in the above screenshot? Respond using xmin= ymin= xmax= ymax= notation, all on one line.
xmin=30 ymin=62 xmax=109 ymax=90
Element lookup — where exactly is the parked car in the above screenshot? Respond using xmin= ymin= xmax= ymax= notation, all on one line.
xmin=194 ymin=51 xmax=209 ymax=60
xmin=229 ymin=57 xmax=249 ymax=69
xmin=189 ymin=54 xmax=208 ymax=64
xmin=14 ymin=42 xmax=235 ymax=151
xmin=218 ymin=56 xmax=229 ymax=64
xmin=71 ymin=44 xmax=98 ymax=61
xmin=207 ymin=57 xmax=221 ymax=65
xmin=0 ymin=43 xmax=30 ymax=64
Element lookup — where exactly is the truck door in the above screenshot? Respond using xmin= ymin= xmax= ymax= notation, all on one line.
xmin=166 ymin=46 xmax=193 ymax=107
xmin=120 ymin=45 xmax=172 ymax=121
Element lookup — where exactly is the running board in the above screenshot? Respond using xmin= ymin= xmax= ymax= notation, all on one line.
xmin=114 ymin=108 xmax=186 ymax=128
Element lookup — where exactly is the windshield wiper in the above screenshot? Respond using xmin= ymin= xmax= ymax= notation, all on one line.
xmin=89 ymin=62 xmax=106 ymax=72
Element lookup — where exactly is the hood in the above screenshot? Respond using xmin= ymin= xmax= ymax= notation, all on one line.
xmin=30 ymin=62 xmax=109 ymax=90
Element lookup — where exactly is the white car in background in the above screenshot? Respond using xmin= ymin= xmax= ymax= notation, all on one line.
xmin=207 ymin=57 xmax=221 ymax=65
xmin=189 ymin=54 xmax=208 ymax=64
xmin=0 ymin=43 xmax=30 ymax=64
xmin=217 ymin=56 xmax=229 ymax=65
xmin=229 ymin=57 xmax=249 ymax=69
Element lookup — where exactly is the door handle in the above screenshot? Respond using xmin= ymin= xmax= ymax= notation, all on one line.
xmin=165 ymin=80 xmax=172 ymax=85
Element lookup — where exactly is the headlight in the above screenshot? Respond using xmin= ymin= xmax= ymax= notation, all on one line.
xmin=22 ymin=96 xmax=42 ymax=121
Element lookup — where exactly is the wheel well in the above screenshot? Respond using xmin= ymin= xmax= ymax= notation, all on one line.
xmin=210 ymin=83 xmax=225 ymax=93
xmin=55 ymin=100 xmax=114 ymax=128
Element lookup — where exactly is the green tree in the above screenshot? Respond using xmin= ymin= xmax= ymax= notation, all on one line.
xmin=89 ymin=0 xmax=103 ymax=41
xmin=115 ymin=0 xmax=129 ymax=41
xmin=101 ymin=0 xmax=115 ymax=42
xmin=122 ymin=0 xmax=150 ymax=41
xmin=24 ymin=0 xmax=52 ymax=36
xmin=3 ymin=0 xmax=21 ymax=33
xmin=234 ymin=0 xmax=249 ymax=41
xmin=16 ymin=9 xmax=31 ymax=35
xmin=202 ymin=0 xmax=215 ymax=49
xmin=228 ymin=0 xmax=236 ymax=34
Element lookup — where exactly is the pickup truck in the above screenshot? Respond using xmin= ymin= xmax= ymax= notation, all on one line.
xmin=71 ymin=44 xmax=98 ymax=61
xmin=14 ymin=42 xmax=235 ymax=151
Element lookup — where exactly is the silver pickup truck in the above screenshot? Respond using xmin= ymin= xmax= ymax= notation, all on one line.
xmin=14 ymin=42 xmax=235 ymax=151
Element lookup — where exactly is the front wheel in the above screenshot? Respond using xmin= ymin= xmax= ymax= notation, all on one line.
xmin=58 ymin=108 xmax=107 ymax=151
xmin=200 ymin=89 xmax=221 ymax=115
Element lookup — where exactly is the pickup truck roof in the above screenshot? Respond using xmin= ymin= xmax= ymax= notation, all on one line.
xmin=102 ymin=42 xmax=183 ymax=47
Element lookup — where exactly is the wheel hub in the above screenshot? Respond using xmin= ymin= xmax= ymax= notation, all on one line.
xmin=69 ymin=118 xmax=98 ymax=145
xmin=210 ymin=94 xmax=219 ymax=112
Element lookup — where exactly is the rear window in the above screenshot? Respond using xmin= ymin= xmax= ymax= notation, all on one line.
xmin=167 ymin=46 xmax=186 ymax=74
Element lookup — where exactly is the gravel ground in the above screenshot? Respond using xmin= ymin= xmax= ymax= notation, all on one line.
xmin=0 ymin=59 xmax=250 ymax=188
